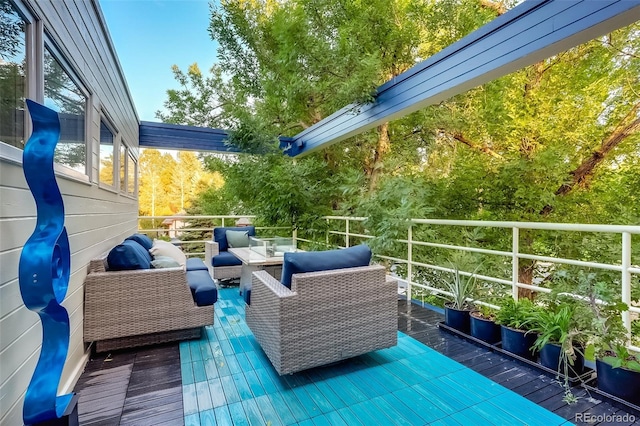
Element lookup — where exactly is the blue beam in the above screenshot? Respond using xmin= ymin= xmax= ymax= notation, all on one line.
xmin=139 ymin=121 xmax=241 ymax=153
xmin=283 ymin=0 xmax=640 ymax=157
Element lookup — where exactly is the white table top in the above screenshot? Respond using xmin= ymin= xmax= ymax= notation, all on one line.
xmin=228 ymin=247 xmax=286 ymax=266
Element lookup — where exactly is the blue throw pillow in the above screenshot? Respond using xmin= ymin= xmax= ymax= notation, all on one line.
xmin=280 ymin=244 xmax=372 ymax=289
xmin=125 ymin=233 xmax=153 ymax=251
xmin=107 ymin=240 xmax=153 ymax=270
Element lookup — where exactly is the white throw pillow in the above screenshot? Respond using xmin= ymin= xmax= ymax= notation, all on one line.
xmin=150 ymin=239 xmax=187 ymax=269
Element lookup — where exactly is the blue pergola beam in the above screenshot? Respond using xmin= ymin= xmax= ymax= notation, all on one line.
xmin=139 ymin=121 xmax=241 ymax=153
xmin=284 ymin=0 xmax=640 ymax=157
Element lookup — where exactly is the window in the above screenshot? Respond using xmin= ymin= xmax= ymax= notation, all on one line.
xmin=0 ymin=1 xmax=27 ymax=149
xmin=44 ymin=46 xmax=87 ymax=173
xmin=98 ymin=119 xmax=115 ymax=186
xmin=119 ymin=143 xmax=126 ymax=192
xmin=127 ymin=153 xmax=136 ymax=195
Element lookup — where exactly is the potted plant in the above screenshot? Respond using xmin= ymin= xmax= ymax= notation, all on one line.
xmin=470 ymin=305 xmax=501 ymax=344
xmin=528 ymin=303 xmax=585 ymax=375
xmin=441 ymin=254 xmax=480 ymax=333
xmin=582 ymin=275 xmax=640 ymax=405
xmin=526 ymin=301 xmax=587 ymax=404
xmin=495 ymin=297 xmax=539 ymax=361
xmin=556 ymin=270 xmax=640 ymax=405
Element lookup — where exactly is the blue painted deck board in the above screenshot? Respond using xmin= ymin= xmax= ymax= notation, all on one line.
xmin=199 ymin=408 xmax=215 ymax=426
xmin=180 ymin=287 xmax=570 ymax=425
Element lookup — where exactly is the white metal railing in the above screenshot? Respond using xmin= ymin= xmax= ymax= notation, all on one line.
xmin=138 ymin=214 xmax=640 ymax=352
xmin=320 ymin=216 xmax=640 ymax=352
xmin=137 ymin=215 xmax=292 ymax=258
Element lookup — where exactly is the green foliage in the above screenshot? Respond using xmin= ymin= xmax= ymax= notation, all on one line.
xmin=549 ymin=270 xmax=637 ymax=371
xmin=601 ymin=345 xmax=640 ymax=373
xmin=528 ymin=304 xmax=583 ymax=352
xmin=495 ymin=298 xmax=537 ymax=331
xmin=156 ymin=64 xmax=231 ymax=129
xmin=222 ymin=153 xmax=339 ymax=229
xmin=439 ymin=252 xmax=481 ymax=309
xmin=157 ymin=1 xmax=639 ymax=318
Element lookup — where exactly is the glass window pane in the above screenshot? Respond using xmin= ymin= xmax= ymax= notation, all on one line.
xmin=99 ymin=120 xmax=114 ymax=186
xmin=119 ymin=143 xmax=126 ymax=191
xmin=44 ymin=47 xmax=86 ymax=173
xmin=127 ymin=154 xmax=136 ymax=195
xmin=0 ymin=2 xmax=27 ymax=149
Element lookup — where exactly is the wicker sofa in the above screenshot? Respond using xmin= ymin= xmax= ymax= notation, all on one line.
xmin=83 ymin=250 xmax=216 ymax=352
xmin=246 ymin=263 xmax=397 ymax=375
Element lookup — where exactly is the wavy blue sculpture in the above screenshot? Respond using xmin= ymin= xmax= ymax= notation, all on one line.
xmin=19 ymin=100 xmax=74 ymax=424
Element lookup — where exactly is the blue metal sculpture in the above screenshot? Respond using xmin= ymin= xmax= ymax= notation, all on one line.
xmin=19 ymin=100 xmax=74 ymax=424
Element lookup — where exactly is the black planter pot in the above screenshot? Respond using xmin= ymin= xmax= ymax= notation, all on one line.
xmin=500 ymin=325 xmax=537 ymax=361
xmin=596 ymin=359 xmax=640 ymax=405
xmin=444 ymin=305 xmax=470 ymax=333
xmin=539 ymin=343 xmax=584 ymax=377
xmin=470 ymin=313 xmax=501 ymax=344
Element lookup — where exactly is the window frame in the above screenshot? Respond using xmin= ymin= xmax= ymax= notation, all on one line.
xmin=0 ymin=0 xmax=32 ymax=157
xmin=43 ymin=36 xmax=91 ymax=180
xmin=125 ymin=145 xmax=138 ymax=197
xmin=97 ymin=112 xmax=118 ymax=190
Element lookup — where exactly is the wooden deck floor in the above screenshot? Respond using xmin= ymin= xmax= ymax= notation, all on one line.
xmin=74 ymin=289 xmax=639 ymax=425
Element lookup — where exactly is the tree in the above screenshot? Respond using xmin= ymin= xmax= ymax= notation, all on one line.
xmin=207 ymin=0 xmax=498 ymax=188
xmin=156 ymin=64 xmax=232 ymax=129
xmin=160 ymin=1 xmax=639 ymax=302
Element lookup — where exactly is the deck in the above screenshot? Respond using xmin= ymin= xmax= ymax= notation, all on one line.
xmin=74 ymin=287 xmax=639 ymax=425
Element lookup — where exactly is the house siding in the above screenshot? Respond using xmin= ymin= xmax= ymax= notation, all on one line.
xmin=0 ymin=1 xmax=139 ymax=424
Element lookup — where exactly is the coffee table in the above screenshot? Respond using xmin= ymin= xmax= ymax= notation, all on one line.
xmin=228 ymin=247 xmax=286 ymax=295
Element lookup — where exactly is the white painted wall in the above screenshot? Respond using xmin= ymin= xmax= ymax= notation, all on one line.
xmin=0 ymin=1 xmax=139 ymax=424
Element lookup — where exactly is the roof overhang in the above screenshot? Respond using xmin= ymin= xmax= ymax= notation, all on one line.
xmin=138 ymin=121 xmax=241 ymax=153
xmin=281 ymin=0 xmax=640 ymax=157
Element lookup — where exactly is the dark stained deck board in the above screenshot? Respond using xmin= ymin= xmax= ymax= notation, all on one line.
xmin=74 ymin=293 xmax=639 ymax=425
xmin=75 ymin=344 xmax=185 ymax=426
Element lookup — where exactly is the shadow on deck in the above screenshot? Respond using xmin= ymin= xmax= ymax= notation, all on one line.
xmin=74 ymin=291 xmax=639 ymax=425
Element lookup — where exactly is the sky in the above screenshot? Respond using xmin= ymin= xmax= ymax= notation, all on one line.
xmin=100 ymin=0 xmax=219 ymax=122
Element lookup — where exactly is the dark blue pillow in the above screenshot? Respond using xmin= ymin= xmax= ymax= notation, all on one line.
xmin=125 ymin=233 xmax=153 ymax=251
xmin=213 ymin=226 xmax=256 ymax=252
xmin=280 ymin=244 xmax=372 ymax=289
xmin=107 ymin=240 xmax=153 ymax=270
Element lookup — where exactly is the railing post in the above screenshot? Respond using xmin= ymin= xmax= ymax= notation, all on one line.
xmin=326 ymin=218 xmax=329 ymax=247
xmin=407 ymin=222 xmax=413 ymax=302
xmin=221 ymin=217 xmax=225 ymax=227
xmin=512 ymin=227 xmax=519 ymax=301
xmin=293 ymin=228 xmax=298 ymax=249
xmin=622 ymin=232 xmax=632 ymax=337
xmin=345 ymin=218 xmax=350 ymax=248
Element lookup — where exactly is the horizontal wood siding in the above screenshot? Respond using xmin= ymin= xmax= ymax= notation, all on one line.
xmin=0 ymin=0 xmax=139 ymax=424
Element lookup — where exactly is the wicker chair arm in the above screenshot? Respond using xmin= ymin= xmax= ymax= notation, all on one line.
xmin=252 ymin=270 xmax=296 ymax=299
xmin=204 ymin=240 xmax=220 ymax=258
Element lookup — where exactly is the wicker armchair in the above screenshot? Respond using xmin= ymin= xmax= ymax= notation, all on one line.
xmin=246 ymin=265 xmax=397 ymax=375
xmin=204 ymin=226 xmax=256 ymax=282
xmin=83 ymin=253 xmax=214 ymax=352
